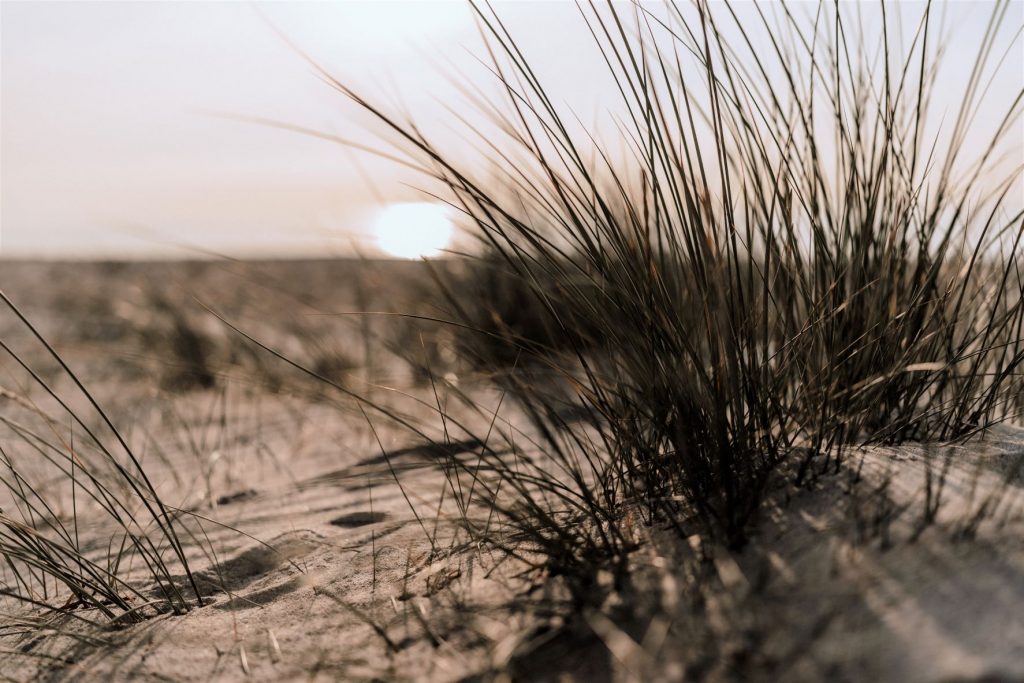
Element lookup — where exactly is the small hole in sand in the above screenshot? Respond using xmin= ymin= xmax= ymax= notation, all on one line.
xmin=329 ymin=511 xmax=387 ymax=528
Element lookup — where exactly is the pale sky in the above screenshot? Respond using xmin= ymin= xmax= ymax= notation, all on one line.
xmin=1 ymin=1 xmax=1020 ymax=259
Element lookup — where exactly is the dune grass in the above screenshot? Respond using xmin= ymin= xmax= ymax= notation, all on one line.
xmin=0 ymin=291 xmax=204 ymax=622
xmin=310 ymin=0 xmax=1022 ymax=596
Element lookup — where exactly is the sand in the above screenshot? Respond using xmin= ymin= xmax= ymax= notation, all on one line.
xmin=1 ymin=260 xmax=1022 ymax=682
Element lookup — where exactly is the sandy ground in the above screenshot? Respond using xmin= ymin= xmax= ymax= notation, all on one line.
xmin=1 ymin=260 xmax=1022 ymax=682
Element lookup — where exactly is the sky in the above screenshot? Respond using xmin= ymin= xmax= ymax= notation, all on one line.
xmin=1 ymin=1 xmax=1021 ymax=259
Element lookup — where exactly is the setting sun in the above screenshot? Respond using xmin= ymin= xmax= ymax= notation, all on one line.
xmin=373 ymin=202 xmax=454 ymax=259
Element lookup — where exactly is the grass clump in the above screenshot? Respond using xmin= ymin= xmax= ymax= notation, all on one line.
xmin=315 ymin=0 xmax=1022 ymax=592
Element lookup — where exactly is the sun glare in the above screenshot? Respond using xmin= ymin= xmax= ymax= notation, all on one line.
xmin=373 ymin=202 xmax=454 ymax=259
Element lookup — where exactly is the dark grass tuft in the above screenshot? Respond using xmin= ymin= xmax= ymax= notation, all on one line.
xmin=309 ymin=0 xmax=1022 ymax=596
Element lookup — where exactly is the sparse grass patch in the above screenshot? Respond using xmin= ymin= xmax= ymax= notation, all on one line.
xmin=0 ymin=292 xmax=204 ymax=622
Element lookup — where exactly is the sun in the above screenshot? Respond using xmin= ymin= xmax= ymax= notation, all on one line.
xmin=373 ymin=202 xmax=454 ymax=259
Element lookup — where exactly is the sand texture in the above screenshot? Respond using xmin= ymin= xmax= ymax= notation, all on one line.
xmin=1 ymin=260 xmax=1022 ymax=682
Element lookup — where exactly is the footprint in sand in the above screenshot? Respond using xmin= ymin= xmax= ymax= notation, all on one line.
xmin=329 ymin=511 xmax=388 ymax=528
